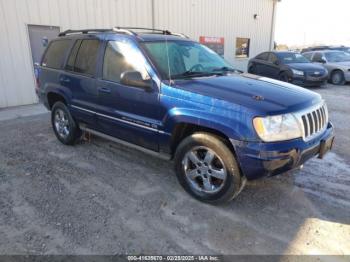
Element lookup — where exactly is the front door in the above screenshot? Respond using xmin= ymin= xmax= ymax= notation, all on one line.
xmin=96 ymin=38 xmax=160 ymax=151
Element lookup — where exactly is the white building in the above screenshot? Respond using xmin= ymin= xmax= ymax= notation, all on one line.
xmin=0 ymin=0 xmax=279 ymax=108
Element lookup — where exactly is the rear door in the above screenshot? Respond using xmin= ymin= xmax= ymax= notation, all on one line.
xmin=95 ymin=37 xmax=160 ymax=151
xmin=39 ymin=39 xmax=72 ymax=101
xmin=63 ymin=38 xmax=101 ymax=125
xmin=254 ymin=52 xmax=270 ymax=76
xmin=266 ymin=53 xmax=280 ymax=79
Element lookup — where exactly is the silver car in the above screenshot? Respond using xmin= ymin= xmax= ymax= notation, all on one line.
xmin=303 ymin=50 xmax=350 ymax=85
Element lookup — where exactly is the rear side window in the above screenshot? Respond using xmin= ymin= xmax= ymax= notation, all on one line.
xmin=256 ymin=52 xmax=269 ymax=61
xmin=73 ymin=40 xmax=100 ymax=75
xmin=42 ymin=40 xmax=71 ymax=69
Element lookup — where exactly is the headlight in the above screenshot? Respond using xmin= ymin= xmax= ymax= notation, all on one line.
xmin=291 ymin=69 xmax=304 ymax=76
xmin=253 ymin=114 xmax=303 ymax=142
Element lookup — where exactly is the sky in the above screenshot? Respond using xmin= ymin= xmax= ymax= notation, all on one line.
xmin=274 ymin=0 xmax=350 ymax=47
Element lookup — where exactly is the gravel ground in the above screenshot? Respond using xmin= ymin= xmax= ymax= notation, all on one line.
xmin=0 ymin=84 xmax=349 ymax=255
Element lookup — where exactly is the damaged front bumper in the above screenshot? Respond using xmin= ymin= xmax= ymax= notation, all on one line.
xmin=232 ymin=122 xmax=334 ymax=180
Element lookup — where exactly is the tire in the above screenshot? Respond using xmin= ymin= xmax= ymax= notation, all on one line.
xmin=279 ymin=72 xmax=290 ymax=82
xmin=174 ymin=132 xmax=245 ymax=204
xmin=330 ymin=70 xmax=345 ymax=85
xmin=248 ymin=65 xmax=256 ymax=74
xmin=51 ymin=101 xmax=81 ymax=145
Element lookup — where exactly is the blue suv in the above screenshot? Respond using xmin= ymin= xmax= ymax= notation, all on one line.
xmin=37 ymin=27 xmax=334 ymax=204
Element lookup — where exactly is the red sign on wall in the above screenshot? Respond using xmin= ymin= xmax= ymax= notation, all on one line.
xmin=199 ymin=36 xmax=225 ymax=56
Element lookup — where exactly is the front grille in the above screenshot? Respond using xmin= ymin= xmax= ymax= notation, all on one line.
xmin=307 ymin=71 xmax=325 ymax=77
xmin=300 ymin=104 xmax=328 ymax=138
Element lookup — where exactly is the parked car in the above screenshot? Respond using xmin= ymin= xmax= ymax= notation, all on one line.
xmin=301 ymin=45 xmax=350 ymax=54
xmin=248 ymin=51 xmax=328 ymax=87
xmin=36 ymin=28 xmax=334 ymax=204
xmin=303 ymin=50 xmax=350 ymax=85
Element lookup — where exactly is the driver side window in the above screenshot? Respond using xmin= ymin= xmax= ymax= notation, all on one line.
xmin=103 ymin=40 xmax=149 ymax=83
xmin=268 ymin=53 xmax=278 ymax=64
xmin=312 ymin=52 xmax=325 ymax=63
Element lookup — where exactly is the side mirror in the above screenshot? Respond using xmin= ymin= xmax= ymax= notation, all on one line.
xmin=120 ymin=70 xmax=152 ymax=90
xmin=320 ymin=58 xmax=327 ymax=64
xmin=274 ymin=60 xmax=280 ymax=65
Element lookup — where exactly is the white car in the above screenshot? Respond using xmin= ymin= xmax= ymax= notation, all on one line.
xmin=303 ymin=50 xmax=350 ymax=85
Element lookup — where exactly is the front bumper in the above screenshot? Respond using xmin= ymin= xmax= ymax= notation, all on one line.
xmin=232 ymin=122 xmax=334 ymax=180
xmin=291 ymin=74 xmax=328 ymax=87
xmin=344 ymin=71 xmax=350 ymax=82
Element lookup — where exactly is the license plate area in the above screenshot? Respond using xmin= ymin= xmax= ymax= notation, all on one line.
xmin=318 ymin=136 xmax=335 ymax=159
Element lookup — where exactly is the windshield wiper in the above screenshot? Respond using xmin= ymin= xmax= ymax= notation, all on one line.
xmin=171 ymin=71 xmax=219 ymax=79
xmin=211 ymin=66 xmax=242 ymax=74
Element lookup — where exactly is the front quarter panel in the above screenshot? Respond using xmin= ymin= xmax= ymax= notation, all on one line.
xmin=160 ymin=83 xmax=258 ymax=142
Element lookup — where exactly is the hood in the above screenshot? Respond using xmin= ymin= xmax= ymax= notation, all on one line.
xmin=287 ymin=62 xmax=326 ymax=72
xmin=173 ymin=73 xmax=322 ymax=115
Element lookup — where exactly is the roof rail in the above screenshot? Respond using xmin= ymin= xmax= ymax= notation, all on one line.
xmin=113 ymin=27 xmax=172 ymax=35
xmin=58 ymin=29 xmax=113 ymax=37
xmin=113 ymin=27 xmax=189 ymax=38
xmin=58 ymin=27 xmax=189 ymax=38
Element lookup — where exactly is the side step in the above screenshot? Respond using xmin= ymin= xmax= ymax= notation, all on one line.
xmin=80 ymin=126 xmax=171 ymax=161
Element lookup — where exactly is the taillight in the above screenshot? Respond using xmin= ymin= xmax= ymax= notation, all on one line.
xmin=34 ymin=66 xmax=40 ymax=95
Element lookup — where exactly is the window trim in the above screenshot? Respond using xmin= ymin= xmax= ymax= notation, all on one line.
xmin=64 ymin=39 xmax=82 ymax=73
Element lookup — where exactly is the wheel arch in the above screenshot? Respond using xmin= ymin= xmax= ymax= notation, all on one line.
xmin=169 ymin=122 xmax=236 ymax=158
xmin=330 ymin=68 xmax=344 ymax=77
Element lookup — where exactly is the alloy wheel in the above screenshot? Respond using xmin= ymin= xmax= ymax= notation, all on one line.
xmin=182 ymin=146 xmax=227 ymax=194
xmin=54 ymin=108 xmax=70 ymax=139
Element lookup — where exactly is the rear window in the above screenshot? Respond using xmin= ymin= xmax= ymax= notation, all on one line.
xmin=74 ymin=40 xmax=100 ymax=75
xmin=42 ymin=40 xmax=71 ymax=69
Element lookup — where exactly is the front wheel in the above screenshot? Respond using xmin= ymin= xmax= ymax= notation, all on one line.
xmin=174 ymin=132 xmax=245 ymax=204
xmin=248 ymin=64 xmax=257 ymax=74
xmin=330 ymin=70 xmax=345 ymax=85
xmin=51 ymin=101 xmax=81 ymax=145
xmin=279 ymin=72 xmax=290 ymax=82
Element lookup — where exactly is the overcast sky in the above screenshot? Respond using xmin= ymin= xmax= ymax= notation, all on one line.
xmin=275 ymin=0 xmax=350 ymax=47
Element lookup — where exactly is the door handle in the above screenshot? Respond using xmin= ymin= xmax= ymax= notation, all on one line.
xmin=59 ymin=77 xmax=70 ymax=83
xmin=98 ymin=87 xmax=111 ymax=94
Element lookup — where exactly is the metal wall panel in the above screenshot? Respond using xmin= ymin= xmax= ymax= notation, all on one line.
xmin=0 ymin=0 xmax=153 ymax=108
xmin=154 ymin=0 xmax=275 ymax=71
xmin=0 ymin=0 xmax=275 ymax=108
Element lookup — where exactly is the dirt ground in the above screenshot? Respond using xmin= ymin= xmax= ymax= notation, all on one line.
xmin=0 ymin=84 xmax=349 ymax=256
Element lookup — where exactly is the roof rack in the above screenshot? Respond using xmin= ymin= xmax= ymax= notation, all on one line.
xmin=58 ymin=29 xmax=112 ymax=37
xmin=58 ymin=27 xmax=189 ymax=38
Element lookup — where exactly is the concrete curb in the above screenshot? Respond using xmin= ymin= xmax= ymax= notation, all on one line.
xmin=0 ymin=103 xmax=48 ymax=122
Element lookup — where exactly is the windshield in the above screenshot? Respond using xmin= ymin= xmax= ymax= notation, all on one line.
xmin=325 ymin=51 xmax=350 ymax=62
xmin=142 ymin=41 xmax=235 ymax=80
xmin=277 ymin=53 xmax=310 ymax=64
